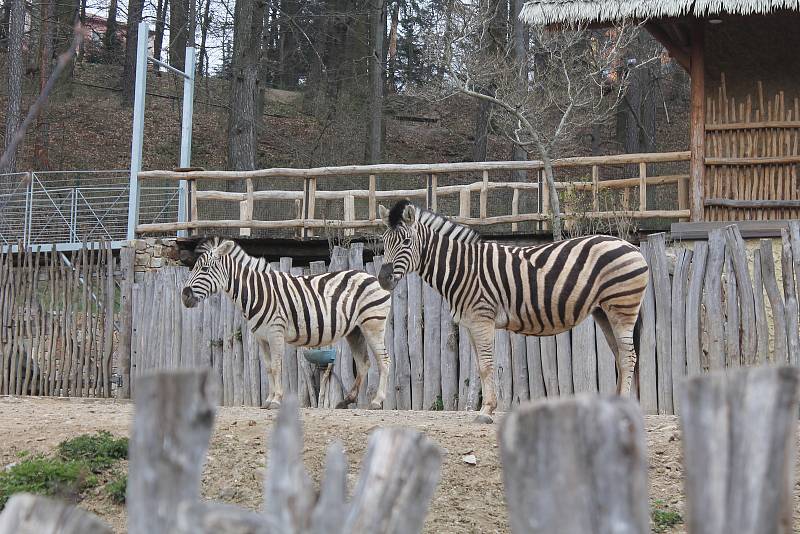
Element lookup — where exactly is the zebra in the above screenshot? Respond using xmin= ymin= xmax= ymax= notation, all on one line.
xmin=181 ymin=237 xmax=393 ymax=410
xmin=377 ymin=200 xmax=649 ymax=423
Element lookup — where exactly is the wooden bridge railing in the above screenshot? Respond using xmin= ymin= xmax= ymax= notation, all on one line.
xmin=135 ymin=151 xmax=691 ymax=236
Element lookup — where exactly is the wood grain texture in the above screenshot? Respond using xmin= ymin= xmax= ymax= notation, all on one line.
xmin=0 ymin=493 xmax=111 ymax=534
xmin=671 ymin=248 xmax=692 ymax=414
xmin=649 ymin=234 xmax=673 ymax=413
xmin=526 ymin=336 xmax=546 ymax=400
xmin=406 ymin=274 xmax=423 ymax=410
xmin=499 ymin=395 xmax=649 ymax=534
xmin=510 ymin=333 xmax=529 ymax=405
xmin=680 ymin=366 xmax=800 ymax=534
xmin=422 ymin=284 xmax=442 ymax=410
xmin=686 ymin=242 xmax=708 ymax=376
xmin=781 ymin=230 xmax=800 ymax=366
xmin=495 ymin=329 xmax=513 ymax=410
xmin=392 ymin=276 xmax=412 ymax=410
xmin=704 ymin=230 xmax=726 ymax=370
xmin=570 ymin=319 xmax=597 ymax=394
xmin=440 ymin=299 xmax=459 ymax=410
xmin=539 ymin=335 xmax=559 ymax=397
xmin=752 ymin=250 xmax=770 ymax=365
xmin=761 ymin=239 xmax=788 ymax=364
xmin=638 ymin=241 xmax=658 ymax=413
xmin=723 ymin=225 xmax=757 ymax=364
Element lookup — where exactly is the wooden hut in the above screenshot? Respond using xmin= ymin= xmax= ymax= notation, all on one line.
xmin=521 ymin=0 xmax=800 ymax=236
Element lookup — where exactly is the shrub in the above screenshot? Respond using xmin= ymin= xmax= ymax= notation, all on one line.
xmin=0 ymin=457 xmax=97 ymax=511
xmin=106 ymin=473 xmax=127 ymax=505
xmin=57 ymin=431 xmax=128 ymax=472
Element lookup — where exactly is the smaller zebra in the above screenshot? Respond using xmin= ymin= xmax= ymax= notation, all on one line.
xmin=181 ymin=238 xmax=392 ymax=409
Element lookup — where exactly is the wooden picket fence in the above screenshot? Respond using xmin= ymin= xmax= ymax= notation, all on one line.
xmin=1 ymin=364 xmax=798 ymax=534
xmin=0 ymin=243 xmax=118 ymax=398
xmin=129 ymin=222 xmax=800 ymax=413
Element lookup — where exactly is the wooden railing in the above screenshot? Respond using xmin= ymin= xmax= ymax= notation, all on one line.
xmin=136 ymin=151 xmax=691 ymax=236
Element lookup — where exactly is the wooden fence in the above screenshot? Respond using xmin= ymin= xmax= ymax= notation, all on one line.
xmin=130 ymin=221 xmax=800 ymax=414
xmin=1 ymin=365 xmax=798 ymax=533
xmin=0 ymin=242 xmax=118 ymax=398
xmin=135 ymin=151 xmax=691 ymax=237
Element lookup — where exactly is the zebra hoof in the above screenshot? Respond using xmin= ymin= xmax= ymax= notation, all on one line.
xmin=335 ymin=400 xmax=352 ymax=409
xmin=473 ymin=414 xmax=494 ymax=424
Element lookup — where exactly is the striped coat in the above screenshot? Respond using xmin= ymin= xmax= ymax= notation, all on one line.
xmin=182 ymin=238 xmax=392 ymax=409
xmin=378 ymin=200 xmax=648 ymax=422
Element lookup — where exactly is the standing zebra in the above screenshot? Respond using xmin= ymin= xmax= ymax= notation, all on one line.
xmin=377 ymin=200 xmax=648 ymax=423
xmin=181 ymin=238 xmax=393 ymax=409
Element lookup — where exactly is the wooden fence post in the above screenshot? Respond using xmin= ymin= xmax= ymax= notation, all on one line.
xmin=649 ymin=233 xmax=673 ymax=414
xmin=498 ymin=395 xmax=649 ymax=534
xmin=671 ymin=247 xmax=692 ymax=414
xmin=407 ymin=274 xmax=423 ymax=410
xmin=638 ymin=241 xmax=658 ymax=413
xmin=239 ymin=178 xmax=254 ymax=237
xmin=723 ymin=225 xmax=757 ymax=364
xmin=760 ymin=239 xmax=789 ymax=363
xmin=118 ymin=245 xmax=135 ymax=398
xmin=685 ymin=242 xmax=708 ymax=376
xmin=127 ymin=368 xmax=217 ymax=534
xmin=0 ymin=494 xmax=111 ymax=534
xmin=423 ymin=285 xmax=442 ymax=410
xmin=704 ymin=229 xmax=726 ymax=369
xmin=680 ymin=366 xmax=800 ymax=534
xmin=780 ymin=229 xmax=799 ymax=366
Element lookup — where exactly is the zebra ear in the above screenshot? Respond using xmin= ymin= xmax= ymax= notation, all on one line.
xmin=215 ymin=240 xmax=236 ymax=257
xmin=378 ymin=205 xmax=390 ymax=226
xmin=402 ymin=203 xmax=416 ymax=225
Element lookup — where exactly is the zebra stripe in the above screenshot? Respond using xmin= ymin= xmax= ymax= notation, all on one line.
xmin=182 ymin=238 xmax=392 ymax=409
xmin=378 ymin=200 xmax=649 ymax=422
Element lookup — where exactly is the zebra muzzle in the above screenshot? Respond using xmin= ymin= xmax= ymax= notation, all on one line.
xmin=378 ymin=263 xmax=398 ymax=291
xmin=181 ymin=286 xmax=199 ymax=308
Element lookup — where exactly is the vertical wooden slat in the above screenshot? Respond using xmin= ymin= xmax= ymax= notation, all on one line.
xmin=780 ymin=229 xmax=799 ymax=366
xmin=495 ymin=329 xmax=512 ymax=411
xmin=686 ymin=242 xmax=708 ymax=376
xmin=189 ymin=179 xmax=198 ymax=235
xmin=429 ymin=174 xmax=437 ymax=212
xmin=458 ymin=325 xmax=480 ymax=410
xmin=239 ymin=178 xmax=254 ymax=237
xmin=368 ymin=174 xmax=376 ymax=221
xmin=511 ymin=189 xmax=520 ymax=232
xmin=422 ymin=284 xmax=441 ymax=410
xmin=689 ymin=20 xmax=705 ymax=222
xmin=343 ymin=195 xmax=355 ymax=237
xmin=392 ymin=276 xmax=411 ymax=410
xmin=638 ymin=241 xmax=658 ymax=413
xmin=671 ymin=248 xmax=692 ymax=414
xmin=723 ymin=225 xmax=757 ymax=365
xmin=539 ymin=335 xmax=559 ymax=396
xmin=649 ymin=233 xmax=673 ymax=414
xmin=479 ymin=170 xmax=489 ymax=218
xmin=459 ymin=188 xmax=470 ymax=218
xmin=761 ymin=239 xmax=788 ymax=364
xmin=440 ymin=299 xmax=458 ymax=410
xmin=704 ymin=230 xmax=726 ymax=370
xmin=510 ymin=333 xmax=529 ymax=405
xmin=752 ymin=249 xmax=770 ymax=365
xmin=571 ymin=319 xmax=597 ymax=394
xmin=638 ymin=162 xmax=647 ymax=213
xmin=525 ymin=336 xmax=546 ymax=400
xmin=591 ymin=165 xmax=599 ymax=212
xmin=723 ymin=251 xmax=740 ymax=368
xmin=555 ymin=331 xmax=573 ymax=396
xmin=406 ymin=274 xmax=423 ymax=410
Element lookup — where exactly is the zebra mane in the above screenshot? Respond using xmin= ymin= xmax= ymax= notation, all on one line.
xmin=195 ymin=238 xmax=271 ymax=271
xmin=417 ymin=208 xmax=482 ymax=244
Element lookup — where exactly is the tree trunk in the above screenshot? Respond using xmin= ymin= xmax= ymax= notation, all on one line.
xmin=197 ymin=0 xmax=211 ymax=75
xmin=169 ymin=0 xmax=188 ymax=70
xmin=122 ymin=0 xmax=144 ymax=106
xmin=154 ymin=0 xmax=168 ymax=65
xmin=386 ymin=0 xmax=399 ymax=92
xmin=510 ymin=0 xmax=527 ymax=179
xmin=1 ymin=0 xmax=24 ymax=173
xmin=365 ymin=0 xmax=385 ymax=164
xmin=228 ymin=0 xmax=266 ymax=171
xmin=35 ymin=0 xmax=55 ymax=169
xmin=103 ymin=0 xmax=119 ymax=62
xmin=540 ymin=147 xmax=562 ymax=241
xmin=277 ymin=0 xmax=298 ymax=88
xmin=473 ymin=97 xmax=490 ymax=162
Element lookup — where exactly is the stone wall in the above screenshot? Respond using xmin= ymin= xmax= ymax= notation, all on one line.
xmin=129 ymin=238 xmax=181 ymax=281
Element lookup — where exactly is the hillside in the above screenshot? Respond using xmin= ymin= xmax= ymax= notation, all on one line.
xmin=0 ymin=59 xmax=691 ymax=174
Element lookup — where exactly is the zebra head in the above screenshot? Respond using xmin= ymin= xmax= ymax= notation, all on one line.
xmin=181 ymin=238 xmax=237 ymax=308
xmin=377 ymin=199 xmax=422 ymax=291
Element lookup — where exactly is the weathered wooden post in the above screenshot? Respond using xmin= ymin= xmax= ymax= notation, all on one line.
xmin=127 ymin=368 xmax=218 ymax=534
xmin=498 ymin=395 xmax=649 ymax=534
xmin=0 ymin=494 xmax=111 ymax=534
xmin=680 ymin=366 xmax=800 ymax=534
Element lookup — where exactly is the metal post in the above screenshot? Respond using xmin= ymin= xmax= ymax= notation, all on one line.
xmin=127 ymin=21 xmax=149 ymax=241
xmin=178 ymin=47 xmax=196 ymax=238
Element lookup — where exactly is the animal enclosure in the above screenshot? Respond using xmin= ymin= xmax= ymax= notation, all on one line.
xmin=130 ymin=222 xmax=800 ymax=415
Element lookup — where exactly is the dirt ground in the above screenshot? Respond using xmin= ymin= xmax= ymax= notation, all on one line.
xmin=0 ymin=396 xmax=733 ymax=533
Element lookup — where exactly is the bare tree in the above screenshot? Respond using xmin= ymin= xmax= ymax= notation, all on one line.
xmin=2 ymin=0 xmax=24 ymax=173
xmin=122 ymin=0 xmax=145 ymax=106
xmin=421 ymin=10 xmax=651 ymax=239
xmin=35 ymin=0 xmax=56 ymax=169
xmin=170 ymin=0 xmax=189 ymax=70
xmin=366 ymin=0 xmax=386 ymax=164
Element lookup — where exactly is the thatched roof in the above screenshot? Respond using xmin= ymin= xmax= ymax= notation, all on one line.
xmin=519 ymin=0 xmax=800 ymax=26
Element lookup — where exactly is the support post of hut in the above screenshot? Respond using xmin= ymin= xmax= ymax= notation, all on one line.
xmin=689 ymin=21 xmax=705 ymax=222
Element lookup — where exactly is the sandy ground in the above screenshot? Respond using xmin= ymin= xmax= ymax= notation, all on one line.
xmin=0 ymin=396 xmax=702 ymax=533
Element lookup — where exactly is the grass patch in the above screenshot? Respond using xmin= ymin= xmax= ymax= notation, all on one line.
xmin=0 ymin=456 xmax=97 ymax=511
xmin=106 ymin=473 xmax=127 ymax=505
xmin=652 ymin=500 xmax=682 ymax=533
xmin=57 ymin=431 xmax=128 ymax=472
xmin=0 ymin=431 xmax=128 ymax=511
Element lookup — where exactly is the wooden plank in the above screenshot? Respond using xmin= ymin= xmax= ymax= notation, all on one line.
xmin=423 ymin=284 xmax=442 ymax=410
xmin=591 ymin=165 xmax=599 ymax=212
xmin=723 ymin=225 xmax=757 ymax=364
xmin=704 ymin=230 xmax=726 ymax=370
xmin=480 ymin=170 xmax=489 ymax=218
xmin=495 ymin=330 xmax=513 ymax=410
xmin=393 ymin=276 xmax=411 ymax=410
xmin=705 ymin=119 xmax=800 ymax=130
xmin=780 ymin=229 xmax=800 ymax=366
xmin=638 ymin=241 xmax=658 ymax=413
xmin=525 ymin=336 xmax=546 ymax=400
xmin=680 ymin=367 xmax=800 ymax=534
xmin=0 ymin=493 xmax=111 ymax=534
xmin=459 ymin=188 xmax=470 ymax=218
xmin=371 ymin=256 xmax=395 ymax=410
xmin=752 ymin=249 xmax=770 ymax=365
xmin=174 ymin=502 xmax=271 ymax=534
xmin=555 ymin=331 xmax=573 ymax=396
xmin=440 ymin=299 xmax=458 ymax=410
xmin=571 ymin=319 xmax=597 ymax=394
xmin=686 ymin=243 xmax=708 ymax=376
xmin=539 ymin=335 xmax=559 ymax=396
xmin=368 ymin=175 xmax=376 ymax=220
xmin=458 ymin=325 xmax=480 ymax=411
xmin=406 ymin=274 xmax=423 ymax=410
xmin=343 ymin=195 xmax=355 ymax=237
xmin=671 ymin=248 xmax=692 ymax=414
xmin=499 ymin=396 xmax=649 ymax=534
xmin=510 ymin=333 xmax=529 ymax=405
xmin=127 ymin=369 xmax=217 ymax=534
xmin=594 ymin=316 xmax=616 ymax=395
xmin=761 ymin=239 xmax=789 ymax=364
xmin=723 ymin=251 xmax=740 ymax=367
xmin=638 ymin=162 xmax=647 ymax=212
xmin=649 ymin=233 xmax=673 ymax=413
xmin=689 ymin=20 xmax=705 ymax=222
xmin=511 ymin=188 xmax=520 ymax=232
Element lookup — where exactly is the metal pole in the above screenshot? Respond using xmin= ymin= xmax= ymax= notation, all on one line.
xmin=177 ymin=47 xmax=196 ymax=238
xmin=127 ymin=21 xmax=149 ymax=241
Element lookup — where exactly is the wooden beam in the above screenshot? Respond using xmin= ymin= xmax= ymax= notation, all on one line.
xmin=704 ymin=198 xmax=800 ymax=208
xmin=689 ymin=21 xmax=706 ymax=222
xmin=646 ymin=22 xmax=690 ymax=71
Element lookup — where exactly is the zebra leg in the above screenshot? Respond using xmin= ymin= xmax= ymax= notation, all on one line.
xmin=337 ymin=329 xmax=368 ymax=409
xmin=468 ymin=322 xmax=497 ymax=424
xmin=592 ymin=309 xmax=620 ymax=387
xmin=602 ymin=304 xmax=638 ymax=397
xmin=360 ymin=319 xmax=391 ymax=410
xmin=265 ymin=334 xmax=285 ymax=409
xmin=255 ymin=337 xmax=276 ymax=409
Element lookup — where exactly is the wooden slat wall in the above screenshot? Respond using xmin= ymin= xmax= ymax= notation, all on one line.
xmin=129 ymin=225 xmax=800 ymax=414
xmin=705 ymin=75 xmax=800 ymax=221
xmin=0 ymin=242 xmax=117 ymax=398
